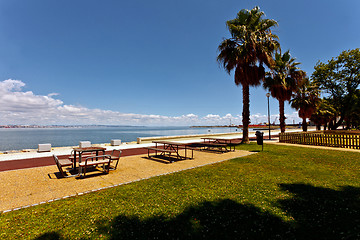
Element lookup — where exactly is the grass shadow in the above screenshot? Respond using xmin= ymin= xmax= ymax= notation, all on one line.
xmin=95 ymin=199 xmax=293 ymax=239
xmin=34 ymin=231 xmax=64 ymax=240
xmin=249 ymin=150 xmax=261 ymax=152
xmin=32 ymin=183 xmax=360 ymax=239
xmin=92 ymin=184 xmax=360 ymax=239
xmin=278 ymin=183 xmax=360 ymax=239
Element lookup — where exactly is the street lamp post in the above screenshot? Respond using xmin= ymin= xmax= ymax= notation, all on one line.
xmin=266 ymin=93 xmax=271 ymax=140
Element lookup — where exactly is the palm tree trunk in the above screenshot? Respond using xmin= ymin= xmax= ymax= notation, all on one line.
xmin=279 ymin=100 xmax=286 ymax=133
xmin=242 ymin=85 xmax=250 ymax=143
xmin=302 ymin=117 xmax=308 ymax=132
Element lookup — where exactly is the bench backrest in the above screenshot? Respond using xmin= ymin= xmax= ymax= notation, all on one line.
xmin=111 ymin=149 xmax=122 ymax=159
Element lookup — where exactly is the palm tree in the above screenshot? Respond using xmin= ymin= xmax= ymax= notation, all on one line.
xmin=290 ymin=78 xmax=320 ymax=131
xmin=217 ymin=6 xmax=279 ymax=143
xmin=263 ymin=50 xmax=305 ymax=133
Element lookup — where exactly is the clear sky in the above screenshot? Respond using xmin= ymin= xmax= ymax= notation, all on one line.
xmin=0 ymin=0 xmax=359 ymax=126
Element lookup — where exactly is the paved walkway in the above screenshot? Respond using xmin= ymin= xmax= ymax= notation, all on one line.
xmin=0 ymin=149 xmax=254 ymax=213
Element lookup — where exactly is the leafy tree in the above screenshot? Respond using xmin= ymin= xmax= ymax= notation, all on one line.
xmin=310 ymin=98 xmax=336 ymax=130
xmin=264 ymin=50 xmax=305 ymax=133
xmin=217 ymin=6 xmax=279 ymax=143
xmin=290 ymin=78 xmax=320 ymax=132
xmin=312 ymin=48 xmax=360 ymax=130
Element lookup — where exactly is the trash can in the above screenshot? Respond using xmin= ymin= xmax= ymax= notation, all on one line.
xmin=255 ymin=131 xmax=264 ymax=145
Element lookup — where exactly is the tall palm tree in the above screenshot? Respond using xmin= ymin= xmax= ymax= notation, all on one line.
xmin=217 ymin=6 xmax=279 ymax=143
xmin=263 ymin=50 xmax=305 ymax=133
xmin=290 ymin=78 xmax=320 ymax=131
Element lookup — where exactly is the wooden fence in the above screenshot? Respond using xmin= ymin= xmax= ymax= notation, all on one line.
xmin=279 ymin=131 xmax=360 ymax=150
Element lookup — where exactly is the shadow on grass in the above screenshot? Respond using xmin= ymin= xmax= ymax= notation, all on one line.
xmin=250 ymin=150 xmax=261 ymax=153
xmin=34 ymin=184 xmax=360 ymax=240
xmin=96 ymin=199 xmax=292 ymax=240
xmin=35 ymin=232 xmax=64 ymax=240
xmin=277 ymin=183 xmax=360 ymax=240
xmin=234 ymin=142 xmax=265 ymax=153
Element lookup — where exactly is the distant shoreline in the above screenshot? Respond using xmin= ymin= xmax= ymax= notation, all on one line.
xmin=0 ymin=125 xmax=134 ymax=129
xmin=190 ymin=125 xmax=239 ymax=128
xmin=190 ymin=125 xmax=276 ymax=128
xmin=191 ymin=124 xmax=302 ymax=129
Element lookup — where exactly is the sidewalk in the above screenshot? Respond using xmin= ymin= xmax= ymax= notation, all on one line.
xmin=0 ymin=149 xmax=254 ymax=213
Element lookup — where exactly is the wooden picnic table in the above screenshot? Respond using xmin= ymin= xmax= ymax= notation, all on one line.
xmin=146 ymin=141 xmax=194 ymax=163
xmin=72 ymin=147 xmax=106 ymax=173
xmin=200 ymin=137 xmax=241 ymax=152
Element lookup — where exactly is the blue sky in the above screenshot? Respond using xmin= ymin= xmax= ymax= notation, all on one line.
xmin=0 ymin=0 xmax=359 ymax=126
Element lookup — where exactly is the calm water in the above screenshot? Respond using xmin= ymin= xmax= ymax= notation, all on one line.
xmin=0 ymin=126 xmax=242 ymax=151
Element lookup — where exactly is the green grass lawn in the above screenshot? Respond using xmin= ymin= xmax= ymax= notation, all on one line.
xmin=0 ymin=143 xmax=359 ymax=239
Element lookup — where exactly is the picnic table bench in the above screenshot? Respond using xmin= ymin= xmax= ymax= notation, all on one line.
xmin=200 ymin=137 xmax=241 ymax=152
xmin=145 ymin=141 xmax=194 ymax=163
xmin=197 ymin=141 xmax=229 ymax=153
xmin=79 ymin=155 xmax=111 ymax=177
xmin=71 ymin=147 xmax=107 ymax=177
xmin=146 ymin=147 xmax=177 ymax=154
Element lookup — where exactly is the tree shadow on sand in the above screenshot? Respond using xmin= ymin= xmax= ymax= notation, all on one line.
xmin=34 ymin=184 xmax=360 ymax=240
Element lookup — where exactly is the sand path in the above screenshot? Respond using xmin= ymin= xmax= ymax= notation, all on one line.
xmin=0 ymin=149 xmax=254 ymax=212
